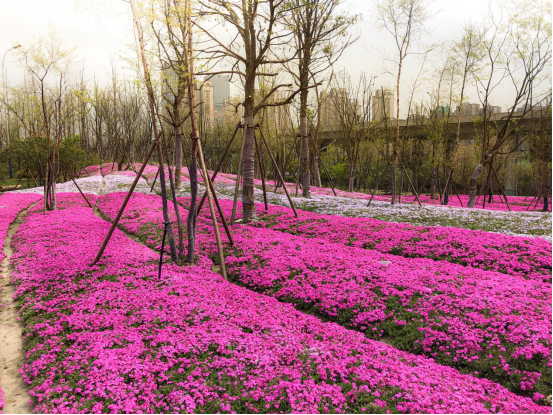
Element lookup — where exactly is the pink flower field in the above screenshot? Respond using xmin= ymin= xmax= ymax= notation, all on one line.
xmin=0 ymin=192 xmax=547 ymax=413
xmin=1 ymin=171 xmax=551 ymax=413
xmin=95 ymin=193 xmax=553 ymax=400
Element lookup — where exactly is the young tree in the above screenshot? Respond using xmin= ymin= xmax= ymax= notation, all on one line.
xmin=374 ymin=0 xmax=433 ymax=204
xmin=442 ymin=21 xmax=484 ymax=205
xmin=467 ymin=1 xmax=552 ymax=207
xmin=285 ymin=0 xmax=358 ymax=197
xmin=18 ymin=30 xmax=73 ymax=211
xmin=197 ymin=0 xmax=299 ymax=222
xmin=128 ymin=0 xmax=178 ymax=262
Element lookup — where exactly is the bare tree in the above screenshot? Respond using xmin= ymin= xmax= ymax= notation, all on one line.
xmin=374 ymin=0 xmax=433 ymax=204
xmin=196 ymin=0 xmax=300 ymax=222
xmin=331 ymin=72 xmax=374 ymax=192
xmin=467 ymin=1 xmax=552 ymax=207
xmin=442 ymin=21 xmax=484 ymax=205
xmin=18 ymin=30 xmax=73 ymax=211
xmin=285 ymin=0 xmax=358 ymax=197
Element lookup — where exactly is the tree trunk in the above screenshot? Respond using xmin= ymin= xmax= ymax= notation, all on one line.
xmin=242 ymin=116 xmax=256 ymax=222
xmin=391 ymin=60 xmax=403 ymax=205
xmin=299 ymin=89 xmax=310 ymax=197
xmin=348 ymin=159 xmax=354 ymax=192
xmin=185 ymin=145 xmax=198 ymax=263
xmin=312 ymin=154 xmax=322 ymax=187
xmin=175 ymin=125 xmax=183 ymax=189
xmin=467 ymin=163 xmax=485 ymax=207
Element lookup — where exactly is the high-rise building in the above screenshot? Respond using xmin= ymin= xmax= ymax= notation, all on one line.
xmin=161 ymin=65 xmax=215 ymax=130
xmin=435 ymin=105 xmax=451 ymax=117
xmin=319 ymin=88 xmax=349 ymax=128
xmin=196 ymin=81 xmax=215 ymax=130
xmin=456 ymin=102 xmax=481 ymax=116
xmin=253 ymin=88 xmax=293 ymax=131
xmin=372 ymin=89 xmax=394 ymax=121
xmin=210 ymin=75 xmax=230 ymax=114
xmin=490 ymin=105 xmax=502 ymax=114
xmin=222 ymin=96 xmax=243 ymax=125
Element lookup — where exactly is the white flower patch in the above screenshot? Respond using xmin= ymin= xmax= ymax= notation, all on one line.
xmin=12 ymin=175 xmax=104 ymax=195
xmin=100 ymin=173 xmax=151 ymax=195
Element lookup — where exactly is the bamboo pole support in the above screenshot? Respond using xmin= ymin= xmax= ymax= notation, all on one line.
xmin=60 ymin=161 xmax=93 ymax=208
xmin=91 ymin=138 xmax=159 ymax=266
xmin=198 ymin=122 xmax=241 ymax=212
xmin=196 ymin=139 xmax=228 ymax=280
xmin=150 ymin=166 xmax=160 ymax=193
xmin=257 ymin=127 xmax=298 ymax=218
xmin=231 ymin=125 xmax=247 ymax=225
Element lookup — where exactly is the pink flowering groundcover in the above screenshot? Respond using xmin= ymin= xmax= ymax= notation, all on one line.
xmin=96 ymin=193 xmax=552 ymax=401
xmin=0 ymin=192 xmax=42 ymax=414
xmin=10 ymin=194 xmax=549 ymax=413
xmin=246 ymin=201 xmax=552 ymax=283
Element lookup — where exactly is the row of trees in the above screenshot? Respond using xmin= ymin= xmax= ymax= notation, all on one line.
xmin=0 ymin=0 xmax=551 ymax=222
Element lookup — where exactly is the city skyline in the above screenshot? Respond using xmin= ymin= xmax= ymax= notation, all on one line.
xmin=1 ymin=0 xmax=550 ymax=119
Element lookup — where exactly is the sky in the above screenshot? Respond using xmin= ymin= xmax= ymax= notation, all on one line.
xmin=0 ymin=0 xmax=550 ymax=117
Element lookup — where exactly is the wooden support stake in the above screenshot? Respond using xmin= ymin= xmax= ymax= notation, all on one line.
xmin=27 ymin=166 xmax=38 ymax=187
xmin=482 ymin=166 xmax=493 ymax=210
xmin=196 ymin=139 xmax=228 ymax=280
xmin=367 ymin=163 xmax=390 ymax=207
xmin=231 ymin=125 xmax=247 ymax=225
xmin=60 ymin=161 xmax=93 ymax=208
xmin=395 ymin=150 xmax=422 ymax=207
xmin=197 ymin=155 xmax=234 ymax=246
xmin=253 ymin=128 xmax=268 ymax=210
xmin=198 ymin=122 xmax=241 ymax=213
xmin=91 ymin=139 xmax=159 ymax=266
xmin=150 ymin=166 xmax=160 ymax=193
xmin=451 ymin=182 xmax=464 ymax=207
xmin=490 ymin=166 xmax=511 ymax=212
xmin=257 ymin=127 xmax=298 ymax=218
xmin=159 ymin=221 xmax=169 ymax=279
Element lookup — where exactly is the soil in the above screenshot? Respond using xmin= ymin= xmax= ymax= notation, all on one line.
xmin=0 ymin=206 xmax=35 ymax=414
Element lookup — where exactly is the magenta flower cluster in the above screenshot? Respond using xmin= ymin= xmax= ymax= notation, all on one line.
xmin=0 ymin=193 xmax=42 ymax=414
xmin=0 ymin=193 xmax=42 ymax=263
xmin=10 ymin=193 xmax=549 ymax=413
xmin=246 ymin=201 xmax=551 ymax=282
xmin=96 ymin=193 xmax=552 ymax=399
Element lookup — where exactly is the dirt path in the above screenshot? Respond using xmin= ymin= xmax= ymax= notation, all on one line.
xmin=0 ymin=207 xmax=35 ymax=414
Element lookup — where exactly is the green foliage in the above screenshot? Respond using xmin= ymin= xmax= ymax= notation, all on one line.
xmin=0 ymin=136 xmax=99 ymax=182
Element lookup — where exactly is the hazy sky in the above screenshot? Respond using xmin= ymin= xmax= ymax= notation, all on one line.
xmin=0 ymin=0 xmax=550 ymax=116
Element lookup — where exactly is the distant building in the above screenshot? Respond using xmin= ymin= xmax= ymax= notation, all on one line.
xmin=456 ymin=102 xmax=481 ymax=116
xmin=372 ymin=89 xmax=394 ymax=121
xmin=320 ymin=88 xmax=348 ymax=128
xmin=161 ymin=66 xmax=215 ymax=131
xmin=196 ymin=81 xmax=215 ymax=131
xmin=222 ymin=96 xmax=243 ymax=125
xmin=209 ymin=75 xmax=230 ymax=114
xmin=489 ymin=105 xmax=502 ymax=114
xmin=254 ymin=88 xmax=293 ymax=132
xmin=161 ymin=64 xmax=182 ymax=107
xmin=436 ymin=105 xmax=451 ymax=117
